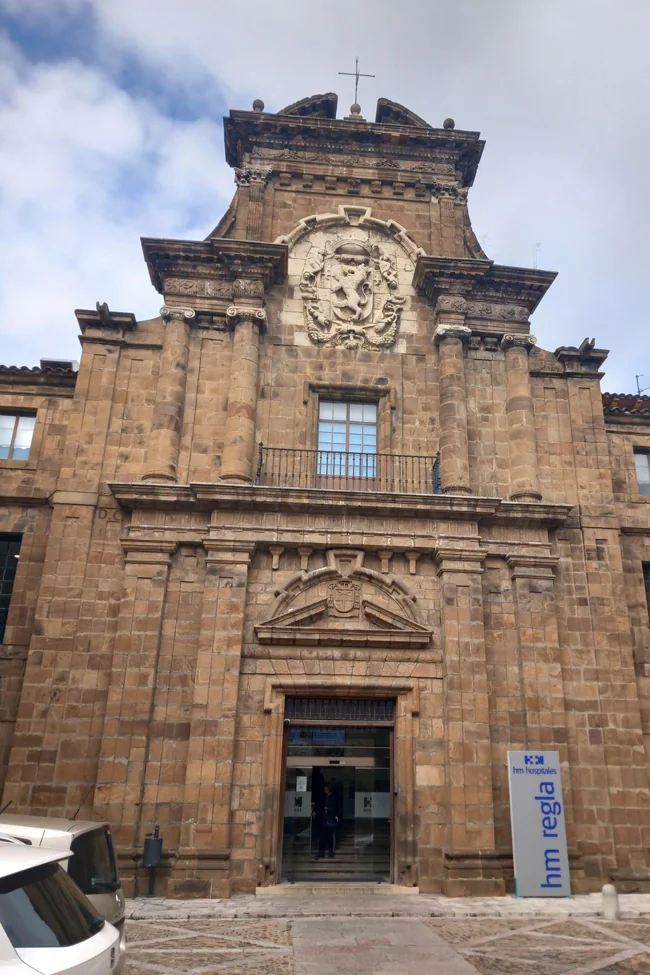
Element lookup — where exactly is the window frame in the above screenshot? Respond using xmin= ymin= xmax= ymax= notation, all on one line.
xmin=0 ymin=411 xmax=37 ymax=463
xmin=304 ymin=382 xmax=395 ymax=456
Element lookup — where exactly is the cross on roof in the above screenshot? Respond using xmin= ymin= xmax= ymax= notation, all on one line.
xmin=338 ymin=56 xmax=375 ymax=106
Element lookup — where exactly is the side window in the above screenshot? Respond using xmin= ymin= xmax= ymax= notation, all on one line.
xmin=318 ymin=401 xmax=377 ymax=476
xmin=0 ymin=535 xmax=21 ymax=643
xmin=0 ymin=413 xmax=36 ymax=461
xmin=634 ymin=449 xmax=650 ymax=495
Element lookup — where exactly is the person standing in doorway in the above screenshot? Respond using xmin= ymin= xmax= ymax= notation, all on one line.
xmin=314 ymin=783 xmax=340 ymax=859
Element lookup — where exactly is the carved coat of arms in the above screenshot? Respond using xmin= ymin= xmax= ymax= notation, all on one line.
xmin=327 ymin=581 xmax=360 ymax=617
xmin=300 ymin=239 xmax=405 ymax=350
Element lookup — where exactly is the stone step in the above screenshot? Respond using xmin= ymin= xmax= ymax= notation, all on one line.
xmin=256 ymin=882 xmax=420 ymax=897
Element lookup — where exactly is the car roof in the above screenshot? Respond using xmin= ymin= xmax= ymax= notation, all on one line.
xmin=0 ymin=845 xmax=69 ymax=879
xmin=0 ymin=814 xmax=108 ymax=838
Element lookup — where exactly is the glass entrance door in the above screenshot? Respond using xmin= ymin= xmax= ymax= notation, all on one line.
xmin=281 ymin=725 xmax=391 ymax=882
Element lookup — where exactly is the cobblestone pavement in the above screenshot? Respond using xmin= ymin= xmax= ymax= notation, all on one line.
xmin=123 ymin=895 xmax=650 ymax=974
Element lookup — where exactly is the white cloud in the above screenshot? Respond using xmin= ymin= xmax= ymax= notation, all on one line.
xmin=0 ymin=0 xmax=649 ymax=390
xmin=0 ymin=31 xmax=231 ymax=366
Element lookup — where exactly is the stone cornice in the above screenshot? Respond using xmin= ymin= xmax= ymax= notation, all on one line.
xmin=108 ymin=481 xmax=572 ymax=527
xmin=413 ymin=257 xmax=557 ymax=315
xmin=76 ymin=304 xmax=137 ymax=335
xmin=223 ymin=110 xmax=485 ymax=186
xmin=141 ymin=236 xmax=288 ymax=295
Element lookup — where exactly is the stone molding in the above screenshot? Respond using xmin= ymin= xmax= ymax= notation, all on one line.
xmin=275 ymin=204 xmax=425 ymax=262
xmin=434 ymin=546 xmax=486 ymax=576
xmin=505 ymin=553 xmax=558 ymax=579
xmin=121 ymin=538 xmax=178 ymax=565
xmin=160 ymin=305 xmax=196 ymax=323
xmin=225 ymin=306 xmax=267 ymax=331
xmin=433 ymin=323 xmax=472 ymax=344
xmin=501 ymin=333 xmax=537 ymax=352
xmin=435 ymin=295 xmax=467 ymax=315
xmin=202 ymin=539 xmax=256 ymax=564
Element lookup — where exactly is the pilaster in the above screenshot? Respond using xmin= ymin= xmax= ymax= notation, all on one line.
xmin=434 ymin=543 xmax=503 ymax=895
xmin=94 ymin=538 xmax=178 ymax=847
xmin=175 ymin=540 xmax=255 ymax=898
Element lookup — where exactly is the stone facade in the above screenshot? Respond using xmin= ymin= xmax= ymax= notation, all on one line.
xmin=1 ymin=93 xmax=649 ymax=898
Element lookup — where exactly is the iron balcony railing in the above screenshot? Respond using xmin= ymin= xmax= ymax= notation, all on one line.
xmin=256 ymin=445 xmax=442 ymax=495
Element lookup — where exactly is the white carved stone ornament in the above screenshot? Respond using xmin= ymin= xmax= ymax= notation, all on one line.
xmin=299 ymin=239 xmax=405 ymax=350
xmin=433 ymin=323 xmax=471 ymax=343
xmin=501 ymin=333 xmax=537 ymax=352
xmin=234 ymin=164 xmax=272 ymax=186
xmin=225 ymin=306 xmax=267 ymax=329
xmin=160 ymin=305 xmax=196 ymax=323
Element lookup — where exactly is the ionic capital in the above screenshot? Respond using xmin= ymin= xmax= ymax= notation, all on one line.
xmin=226 ymin=306 xmax=267 ymax=331
xmin=160 ymin=305 xmax=196 ymax=323
xmin=234 ymin=164 xmax=272 ymax=186
xmin=433 ymin=323 xmax=471 ymax=345
xmin=501 ymin=333 xmax=537 ymax=352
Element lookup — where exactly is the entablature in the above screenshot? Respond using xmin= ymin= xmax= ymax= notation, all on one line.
xmin=141 ymin=237 xmax=288 ymax=297
xmin=109 ymin=480 xmax=572 ymax=529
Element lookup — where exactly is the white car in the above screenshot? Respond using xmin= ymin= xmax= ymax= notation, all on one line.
xmin=0 ymin=845 xmax=124 ymax=974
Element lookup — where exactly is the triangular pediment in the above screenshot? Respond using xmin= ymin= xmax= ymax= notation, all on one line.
xmin=255 ymin=550 xmax=432 ymax=649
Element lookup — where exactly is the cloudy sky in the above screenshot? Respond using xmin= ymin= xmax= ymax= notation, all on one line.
xmin=1 ymin=0 xmax=648 ymax=393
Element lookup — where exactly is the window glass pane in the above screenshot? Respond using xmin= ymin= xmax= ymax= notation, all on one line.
xmin=319 ymin=402 xmax=333 ymax=420
xmin=0 ymin=415 xmax=14 ymax=459
xmin=0 ymin=861 xmax=101 ymax=948
xmin=349 ymin=404 xmax=364 ymax=421
xmin=362 ymin=403 xmax=377 ymax=422
xmin=635 ymin=452 xmax=650 ymax=492
xmin=13 ymin=415 xmax=35 ymax=456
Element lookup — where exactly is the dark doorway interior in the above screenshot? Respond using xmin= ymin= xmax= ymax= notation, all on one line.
xmin=281 ymin=725 xmax=391 ymax=883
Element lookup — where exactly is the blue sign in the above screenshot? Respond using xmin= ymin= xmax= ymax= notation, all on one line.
xmin=507 ymin=750 xmax=571 ymax=897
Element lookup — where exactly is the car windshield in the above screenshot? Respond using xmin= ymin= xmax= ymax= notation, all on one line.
xmin=69 ymin=827 xmax=119 ymax=894
xmin=0 ymin=860 xmax=101 ymax=948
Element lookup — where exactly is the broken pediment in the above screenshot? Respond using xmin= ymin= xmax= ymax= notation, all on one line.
xmin=255 ymin=550 xmax=432 ymax=649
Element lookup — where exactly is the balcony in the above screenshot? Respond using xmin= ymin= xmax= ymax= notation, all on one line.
xmin=255 ymin=446 xmax=442 ymax=495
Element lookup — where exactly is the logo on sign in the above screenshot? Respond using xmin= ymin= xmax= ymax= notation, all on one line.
xmin=525 ymin=755 xmax=545 ymax=766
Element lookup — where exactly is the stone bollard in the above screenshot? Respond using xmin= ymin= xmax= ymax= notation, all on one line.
xmin=602 ymin=883 xmax=620 ymax=920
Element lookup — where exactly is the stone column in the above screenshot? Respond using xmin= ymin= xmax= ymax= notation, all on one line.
xmin=435 ymin=543 xmax=502 ymax=895
xmin=434 ymin=323 xmax=472 ymax=494
xmin=219 ymin=306 xmax=266 ymax=484
xmin=143 ymin=305 xmax=195 ymax=483
xmin=501 ymin=334 xmax=541 ymax=502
